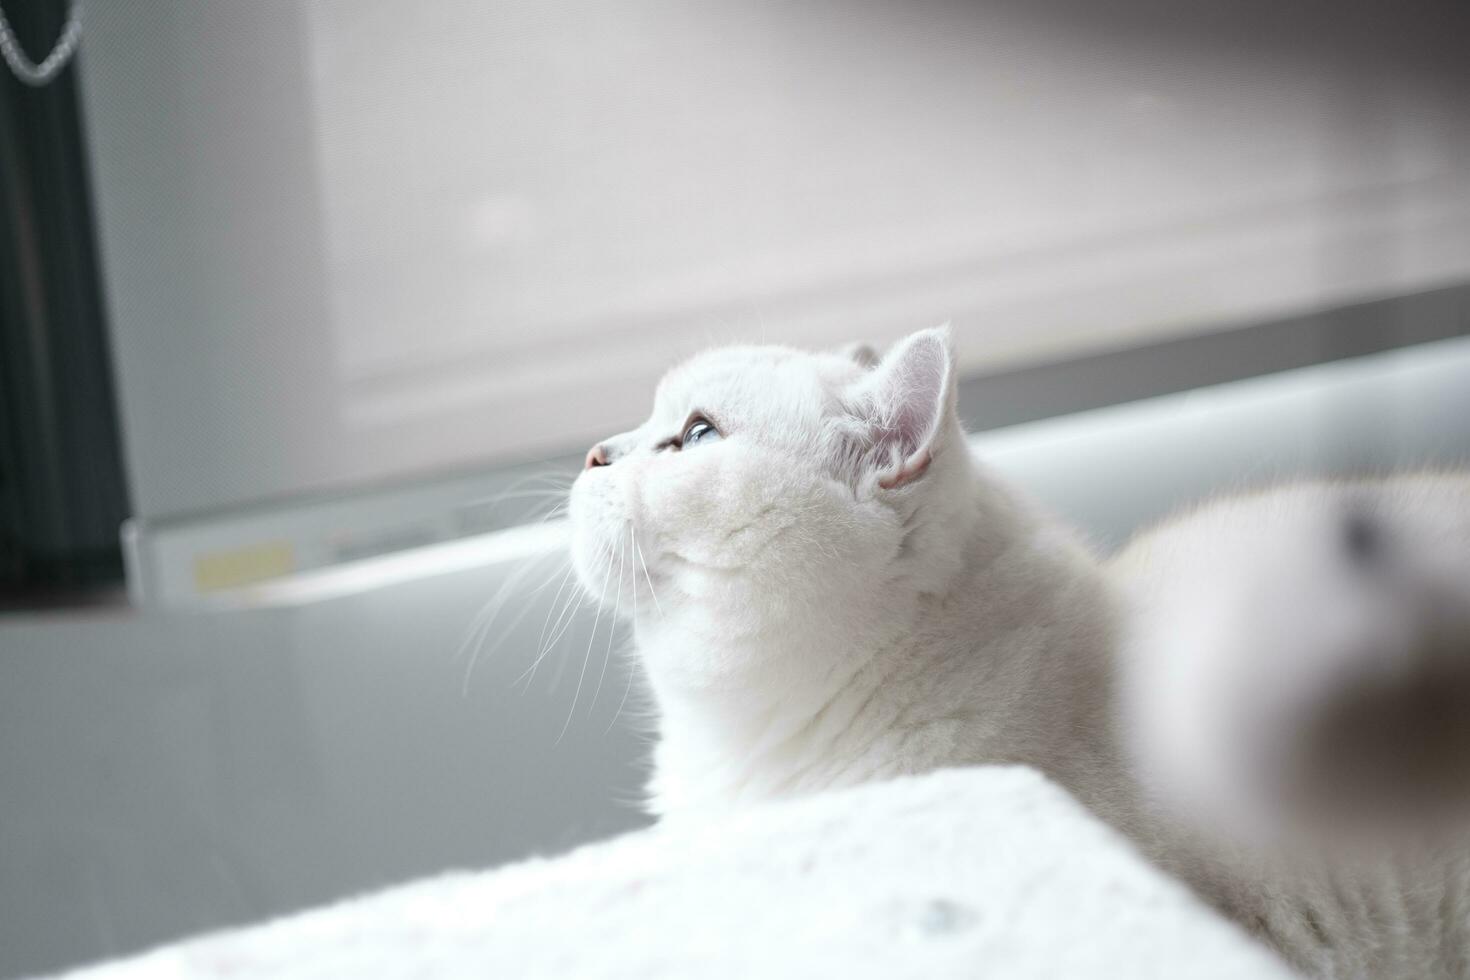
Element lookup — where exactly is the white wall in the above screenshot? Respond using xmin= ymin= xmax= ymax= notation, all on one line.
xmin=79 ymin=0 xmax=1470 ymax=522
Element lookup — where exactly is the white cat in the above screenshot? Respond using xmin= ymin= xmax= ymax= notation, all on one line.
xmin=567 ymin=327 xmax=1470 ymax=978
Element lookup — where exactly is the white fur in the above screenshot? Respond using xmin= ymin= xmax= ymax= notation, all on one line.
xmin=569 ymin=329 xmax=1470 ymax=978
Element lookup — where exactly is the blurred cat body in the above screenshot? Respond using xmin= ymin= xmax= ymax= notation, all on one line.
xmin=568 ymin=328 xmax=1470 ymax=978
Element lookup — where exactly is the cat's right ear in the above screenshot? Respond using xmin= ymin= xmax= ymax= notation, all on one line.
xmin=850 ymin=326 xmax=957 ymax=490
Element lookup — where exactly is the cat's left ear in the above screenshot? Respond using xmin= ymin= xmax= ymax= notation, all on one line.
xmin=854 ymin=326 xmax=957 ymax=489
xmin=837 ymin=341 xmax=881 ymax=369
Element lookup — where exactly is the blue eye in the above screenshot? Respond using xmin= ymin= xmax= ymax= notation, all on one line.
xmin=681 ymin=417 xmax=721 ymax=448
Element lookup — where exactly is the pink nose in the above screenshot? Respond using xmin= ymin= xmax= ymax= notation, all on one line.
xmin=584 ymin=444 xmax=610 ymax=470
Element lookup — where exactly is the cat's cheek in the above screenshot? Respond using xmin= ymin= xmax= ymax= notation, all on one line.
xmin=666 ymin=447 xmax=827 ymax=574
xmin=640 ymin=447 xmax=762 ymax=565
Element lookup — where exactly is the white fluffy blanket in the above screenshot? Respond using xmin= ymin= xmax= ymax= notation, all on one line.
xmin=56 ymin=768 xmax=1290 ymax=979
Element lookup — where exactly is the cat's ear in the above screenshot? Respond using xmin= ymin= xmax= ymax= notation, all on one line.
xmin=838 ymin=341 xmax=880 ymax=370
xmin=854 ymin=326 xmax=957 ymax=489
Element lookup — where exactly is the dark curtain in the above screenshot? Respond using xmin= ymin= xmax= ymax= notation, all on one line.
xmin=0 ymin=0 xmax=130 ymax=601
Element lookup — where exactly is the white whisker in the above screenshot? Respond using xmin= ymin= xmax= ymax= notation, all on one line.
xmin=456 ymin=470 xmax=577 ymax=514
xmin=556 ymin=534 xmax=617 ymax=744
xmin=590 ymin=528 xmax=629 ymax=714
xmin=456 ymin=549 xmax=559 ymax=695
xmin=471 ymin=488 xmax=572 ymax=503
xmin=518 ymin=538 xmax=611 ymax=690
xmin=634 ymin=534 xmax=664 ymax=619
xmin=607 ymin=524 xmax=640 ymax=735
xmin=530 ymin=561 xmax=578 ymax=673
xmin=520 ymin=589 xmax=586 ymax=694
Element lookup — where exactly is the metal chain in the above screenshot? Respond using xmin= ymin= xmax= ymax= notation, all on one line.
xmin=0 ymin=0 xmax=82 ymax=87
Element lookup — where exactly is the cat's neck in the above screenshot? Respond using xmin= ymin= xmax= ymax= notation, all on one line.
xmin=637 ymin=446 xmax=1117 ymax=818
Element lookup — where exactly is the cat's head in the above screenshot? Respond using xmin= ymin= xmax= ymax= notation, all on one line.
xmin=567 ymin=327 xmax=966 ymax=687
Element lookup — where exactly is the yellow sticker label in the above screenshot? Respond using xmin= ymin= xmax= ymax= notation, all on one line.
xmin=193 ymin=542 xmax=296 ymax=592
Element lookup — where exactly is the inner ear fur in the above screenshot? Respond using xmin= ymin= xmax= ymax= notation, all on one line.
xmin=854 ymin=326 xmax=957 ymax=489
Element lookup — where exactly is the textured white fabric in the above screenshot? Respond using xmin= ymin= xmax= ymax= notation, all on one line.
xmin=57 ymin=768 xmax=1291 ymax=979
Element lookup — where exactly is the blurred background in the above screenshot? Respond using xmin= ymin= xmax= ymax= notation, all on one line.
xmin=2 ymin=0 xmax=1469 ymax=975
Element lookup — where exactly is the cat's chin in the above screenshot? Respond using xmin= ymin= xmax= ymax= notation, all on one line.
xmin=566 ymin=466 xmax=629 ymax=594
